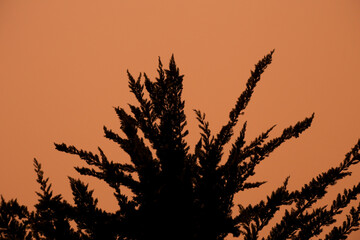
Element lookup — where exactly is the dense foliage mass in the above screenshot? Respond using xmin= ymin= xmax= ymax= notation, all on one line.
xmin=1 ymin=51 xmax=360 ymax=239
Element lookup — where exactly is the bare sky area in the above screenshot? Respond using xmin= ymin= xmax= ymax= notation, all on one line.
xmin=1 ymin=1 xmax=360 ymax=239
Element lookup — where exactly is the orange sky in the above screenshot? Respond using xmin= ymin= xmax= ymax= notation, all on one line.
xmin=1 ymin=1 xmax=360 ymax=239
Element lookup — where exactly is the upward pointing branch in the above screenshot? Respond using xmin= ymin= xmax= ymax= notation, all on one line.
xmin=214 ymin=50 xmax=275 ymax=162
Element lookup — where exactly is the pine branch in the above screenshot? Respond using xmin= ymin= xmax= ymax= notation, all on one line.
xmin=294 ymin=183 xmax=360 ymax=239
xmin=324 ymin=203 xmax=360 ymax=240
xmin=194 ymin=109 xmax=213 ymax=152
xmin=266 ymin=139 xmax=360 ymax=240
xmin=54 ymin=143 xmax=101 ymax=167
xmin=31 ymin=159 xmax=77 ymax=239
xmin=214 ymin=50 xmax=275 ymax=156
xmin=146 ymin=57 xmax=166 ymax=118
xmin=235 ymin=177 xmax=292 ymax=239
xmin=69 ymin=177 xmax=118 ymax=240
xmin=0 ymin=196 xmax=31 ymax=240
xmin=222 ymin=123 xmax=274 ymax=197
xmin=241 ymin=181 xmax=267 ymax=191
xmin=238 ymin=114 xmax=314 ymax=191
xmin=128 ymin=71 xmax=146 ymax=107
xmin=55 ymin=142 xmax=141 ymax=196
xmin=103 ymin=108 xmax=158 ymax=175
xmin=33 ymin=158 xmax=62 ymax=205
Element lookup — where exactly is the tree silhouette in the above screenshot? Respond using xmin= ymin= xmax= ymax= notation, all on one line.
xmin=1 ymin=51 xmax=360 ymax=239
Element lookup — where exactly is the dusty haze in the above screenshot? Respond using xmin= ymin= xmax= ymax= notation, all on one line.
xmin=1 ymin=1 xmax=360 ymax=239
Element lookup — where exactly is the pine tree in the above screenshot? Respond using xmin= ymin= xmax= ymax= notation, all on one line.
xmin=1 ymin=51 xmax=360 ymax=239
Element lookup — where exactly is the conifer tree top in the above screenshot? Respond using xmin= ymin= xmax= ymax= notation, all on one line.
xmin=1 ymin=52 xmax=359 ymax=240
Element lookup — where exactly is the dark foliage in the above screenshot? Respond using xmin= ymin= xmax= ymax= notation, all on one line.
xmin=1 ymin=51 xmax=360 ymax=239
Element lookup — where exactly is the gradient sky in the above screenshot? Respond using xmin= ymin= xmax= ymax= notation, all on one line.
xmin=1 ymin=1 xmax=360 ymax=239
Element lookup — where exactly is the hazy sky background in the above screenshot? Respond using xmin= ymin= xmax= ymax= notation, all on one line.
xmin=1 ymin=1 xmax=360 ymax=239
